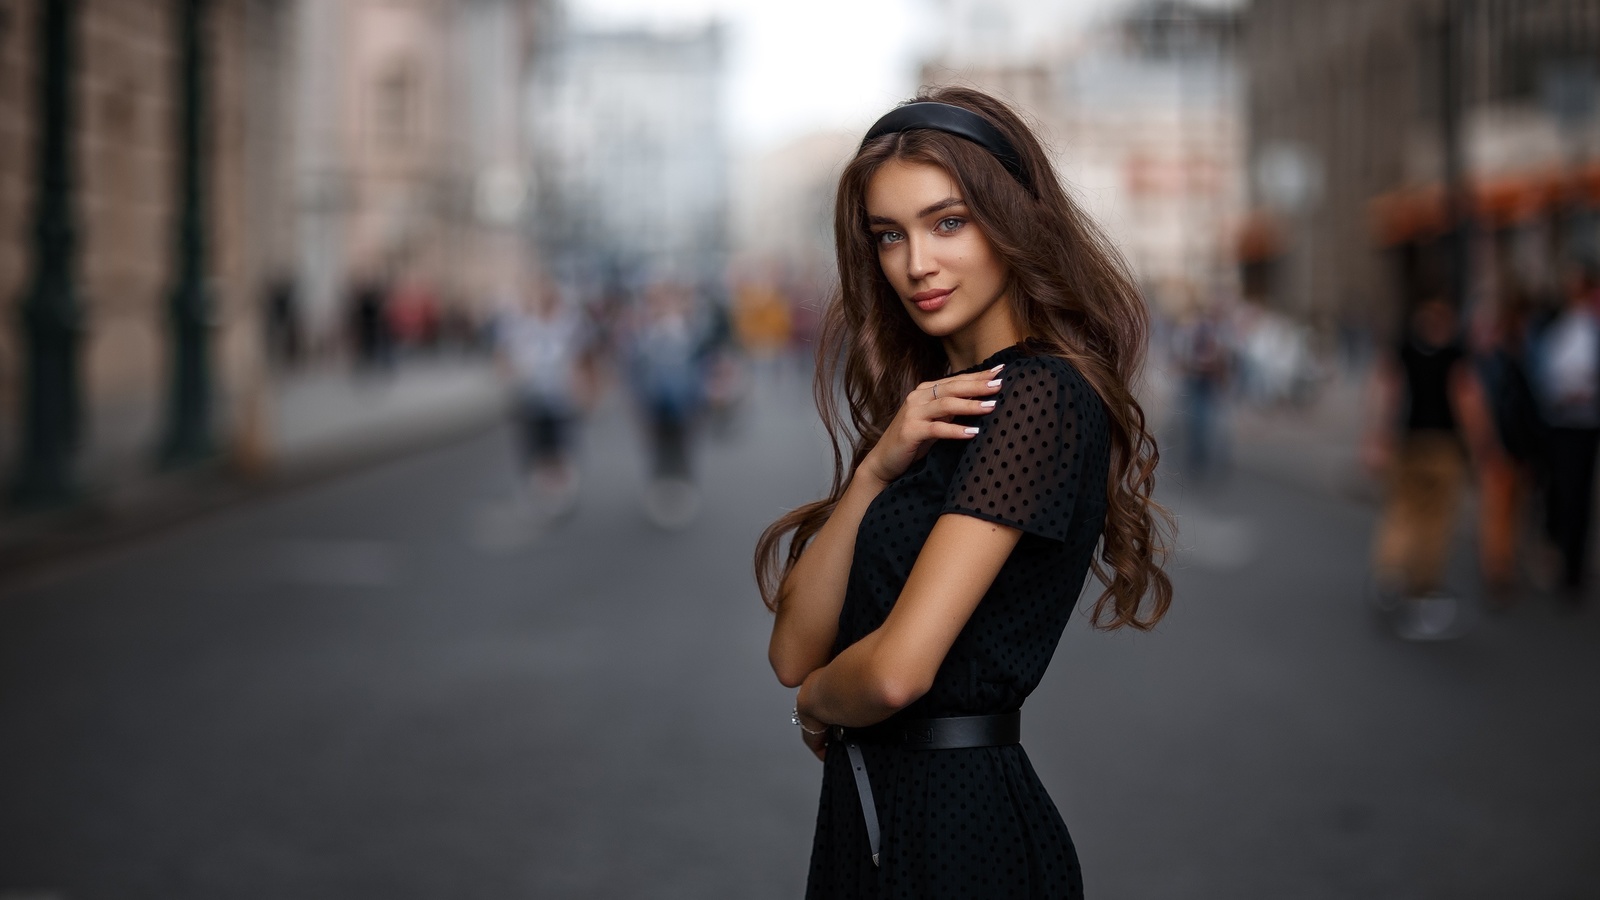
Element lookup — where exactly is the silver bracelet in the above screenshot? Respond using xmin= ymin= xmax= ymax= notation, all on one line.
xmin=791 ymin=706 xmax=827 ymax=736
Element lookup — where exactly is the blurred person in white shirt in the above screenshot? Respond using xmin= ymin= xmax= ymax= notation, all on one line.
xmin=494 ymin=279 xmax=595 ymax=518
xmin=1528 ymin=261 xmax=1600 ymax=605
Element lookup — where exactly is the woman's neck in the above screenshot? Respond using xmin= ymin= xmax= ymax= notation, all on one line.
xmin=941 ymin=313 xmax=1023 ymax=372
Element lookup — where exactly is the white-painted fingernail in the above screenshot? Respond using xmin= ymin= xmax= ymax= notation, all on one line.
xmin=987 ymin=379 xmax=1003 ymax=387
xmin=964 ymin=426 xmax=980 ymax=435
xmin=980 ymin=400 xmax=996 ymax=408
xmin=990 ymin=363 xmax=1006 ymax=372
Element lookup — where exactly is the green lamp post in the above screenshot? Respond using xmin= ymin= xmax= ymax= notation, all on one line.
xmin=159 ymin=0 xmax=216 ymax=467
xmin=9 ymin=0 xmax=83 ymax=507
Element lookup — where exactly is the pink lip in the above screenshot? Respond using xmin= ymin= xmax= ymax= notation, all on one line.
xmin=911 ymin=288 xmax=952 ymax=312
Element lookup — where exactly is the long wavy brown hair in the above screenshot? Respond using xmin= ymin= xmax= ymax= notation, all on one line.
xmin=754 ymin=85 xmax=1172 ymax=630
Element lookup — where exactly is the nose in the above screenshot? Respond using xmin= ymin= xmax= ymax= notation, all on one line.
xmin=905 ymin=234 xmax=937 ymax=281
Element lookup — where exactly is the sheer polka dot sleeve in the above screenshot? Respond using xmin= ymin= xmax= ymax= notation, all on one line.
xmin=941 ymin=356 xmax=1097 ymax=542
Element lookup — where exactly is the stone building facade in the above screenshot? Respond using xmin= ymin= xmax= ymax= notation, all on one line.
xmin=0 ymin=0 xmax=274 ymax=500
xmin=0 ymin=0 xmax=555 ymax=508
xmin=1245 ymin=0 xmax=1600 ymax=335
xmin=282 ymin=0 xmax=557 ymax=342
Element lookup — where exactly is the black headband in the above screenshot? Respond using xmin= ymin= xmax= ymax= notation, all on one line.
xmin=862 ymin=101 xmax=1033 ymax=191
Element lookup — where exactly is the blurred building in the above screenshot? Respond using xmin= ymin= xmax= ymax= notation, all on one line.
xmin=920 ymin=0 xmax=1247 ymax=316
xmin=1246 ymin=0 xmax=1600 ymax=335
xmin=279 ymin=0 xmax=559 ymax=344
xmin=0 ymin=0 xmax=281 ymax=501
xmin=527 ymin=24 xmax=728 ymax=293
xmin=729 ymin=128 xmax=855 ymax=281
xmin=0 ymin=0 xmax=557 ymax=509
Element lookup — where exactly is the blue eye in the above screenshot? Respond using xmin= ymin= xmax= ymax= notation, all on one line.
xmin=936 ymin=216 xmax=964 ymax=233
xmin=875 ymin=230 xmax=904 ymax=246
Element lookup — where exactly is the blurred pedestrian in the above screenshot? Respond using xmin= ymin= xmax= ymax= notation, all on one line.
xmin=627 ymin=280 xmax=710 ymax=529
xmin=1527 ymin=261 xmax=1600 ymax=607
xmin=494 ymin=280 xmax=594 ymax=519
xmin=263 ymin=272 xmax=302 ymax=368
xmin=759 ymin=87 xmax=1171 ymax=899
xmin=1474 ymin=286 xmax=1542 ymax=605
xmin=699 ymin=293 xmax=746 ymax=434
xmin=388 ymin=275 xmax=442 ymax=352
xmin=349 ymin=274 xmax=392 ymax=373
xmin=734 ymin=275 xmax=794 ymax=361
xmin=1365 ymin=297 xmax=1492 ymax=639
xmin=1170 ymin=296 xmax=1232 ymax=479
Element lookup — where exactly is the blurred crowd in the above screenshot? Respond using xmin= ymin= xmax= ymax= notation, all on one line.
xmin=1364 ymin=262 xmax=1600 ymax=637
xmin=1159 ymin=290 xmax=1332 ymax=476
xmin=261 ymin=271 xmax=487 ymax=372
xmin=1156 ymin=251 xmax=1600 ymax=642
xmin=301 ymin=268 xmax=819 ymax=532
xmin=8 ymin=0 xmax=1600 ymax=627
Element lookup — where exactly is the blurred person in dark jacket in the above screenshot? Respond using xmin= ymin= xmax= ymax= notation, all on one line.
xmin=350 ymin=273 xmax=393 ymax=372
xmin=627 ymin=280 xmax=712 ymax=529
xmin=1365 ymin=297 xmax=1494 ymax=639
xmin=1170 ymin=295 xmax=1232 ymax=480
xmin=1527 ymin=261 xmax=1600 ymax=607
xmin=263 ymin=273 xmax=303 ymax=367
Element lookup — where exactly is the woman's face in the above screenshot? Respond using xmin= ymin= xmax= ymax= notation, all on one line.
xmin=865 ymin=159 xmax=1015 ymax=348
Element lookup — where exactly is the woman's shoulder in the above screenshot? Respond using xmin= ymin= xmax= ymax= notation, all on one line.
xmin=1005 ymin=342 xmax=1099 ymax=403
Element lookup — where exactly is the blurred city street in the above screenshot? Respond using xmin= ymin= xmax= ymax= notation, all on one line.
xmin=2 ymin=371 xmax=1597 ymax=899
xmin=6 ymin=0 xmax=1600 ymax=896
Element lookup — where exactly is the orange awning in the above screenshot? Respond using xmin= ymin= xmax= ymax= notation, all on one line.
xmin=1370 ymin=166 xmax=1600 ymax=245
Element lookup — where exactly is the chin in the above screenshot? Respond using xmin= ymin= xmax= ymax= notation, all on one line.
xmin=902 ymin=307 xmax=964 ymax=338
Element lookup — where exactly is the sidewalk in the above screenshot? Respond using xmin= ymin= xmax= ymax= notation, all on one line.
xmin=0 ymin=357 xmax=505 ymax=580
xmin=270 ymin=358 xmax=504 ymax=478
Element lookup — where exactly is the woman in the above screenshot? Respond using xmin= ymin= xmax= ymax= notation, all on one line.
xmin=756 ymin=86 xmax=1172 ymax=898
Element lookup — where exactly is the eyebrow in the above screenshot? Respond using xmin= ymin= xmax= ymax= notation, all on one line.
xmin=867 ymin=196 xmax=967 ymax=227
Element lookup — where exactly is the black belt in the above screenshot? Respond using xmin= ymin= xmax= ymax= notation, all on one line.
xmin=831 ymin=711 xmax=1021 ymax=867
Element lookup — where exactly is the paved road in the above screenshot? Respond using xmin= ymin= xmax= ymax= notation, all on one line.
xmin=2 ymin=369 xmax=1597 ymax=898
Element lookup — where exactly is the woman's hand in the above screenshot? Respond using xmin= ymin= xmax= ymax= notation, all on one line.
xmin=795 ymin=707 xmax=829 ymax=761
xmin=860 ymin=365 xmax=1005 ymax=486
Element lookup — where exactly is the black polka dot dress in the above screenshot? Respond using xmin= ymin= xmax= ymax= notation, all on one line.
xmin=805 ymin=341 xmax=1111 ymax=899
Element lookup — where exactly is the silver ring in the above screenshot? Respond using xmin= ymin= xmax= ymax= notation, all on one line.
xmin=931 ymin=383 xmax=939 ymax=400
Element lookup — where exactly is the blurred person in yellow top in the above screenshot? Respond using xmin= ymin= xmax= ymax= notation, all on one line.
xmin=735 ymin=279 xmax=795 ymax=359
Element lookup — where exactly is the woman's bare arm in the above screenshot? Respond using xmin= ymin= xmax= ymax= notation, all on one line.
xmin=794 ymin=513 xmax=1022 ymax=727
xmin=767 ymin=467 xmax=889 ymax=687
xmin=767 ymin=367 xmax=1006 ymax=688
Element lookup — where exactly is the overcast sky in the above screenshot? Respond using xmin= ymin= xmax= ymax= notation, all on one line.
xmin=567 ymin=0 xmax=1164 ymax=153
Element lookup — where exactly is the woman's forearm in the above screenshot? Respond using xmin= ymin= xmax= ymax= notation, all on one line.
xmin=768 ymin=466 xmax=888 ymax=686
xmin=793 ymin=513 xmax=1024 ymax=728
xmin=795 ymin=630 xmax=910 ymax=728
